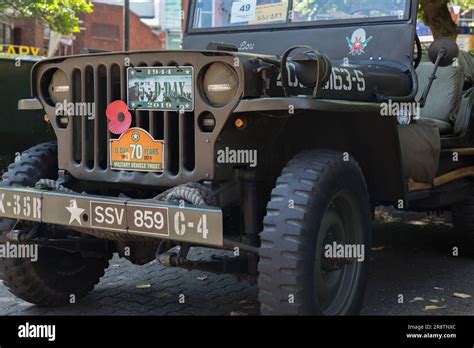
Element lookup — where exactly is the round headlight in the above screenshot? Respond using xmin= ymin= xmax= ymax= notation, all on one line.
xmin=48 ymin=69 xmax=69 ymax=104
xmin=202 ymin=63 xmax=239 ymax=107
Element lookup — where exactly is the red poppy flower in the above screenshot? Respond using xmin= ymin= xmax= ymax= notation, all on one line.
xmin=106 ymin=100 xmax=132 ymax=135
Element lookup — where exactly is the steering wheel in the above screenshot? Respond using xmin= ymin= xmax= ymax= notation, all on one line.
xmin=350 ymin=8 xmax=392 ymax=17
xmin=414 ymin=34 xmax=422 ymax=69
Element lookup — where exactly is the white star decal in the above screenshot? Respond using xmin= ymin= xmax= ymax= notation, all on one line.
xmin=66 ymin=199 xmax=85 ymax=225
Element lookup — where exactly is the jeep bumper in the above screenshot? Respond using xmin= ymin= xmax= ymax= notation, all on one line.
xmin=0 ymin=187 xmax=223 ymax=247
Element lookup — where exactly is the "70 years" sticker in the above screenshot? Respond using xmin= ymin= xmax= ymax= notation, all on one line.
xmin=110 ymin=128 xmax=164 ymax=172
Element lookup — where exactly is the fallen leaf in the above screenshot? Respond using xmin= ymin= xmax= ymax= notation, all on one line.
xmin=371 ymin=246 xmax=386 ymax=251
xmin=19 ymin=302 xmax=32 ymax=307
xmin=239 ymin=300 xmax=250 ymax=305
xmin=230 ymin=311 xmax=248 ymax=316
xmin=136 ymin=284 xmax=151 ymax=289
xmin=430 ymin=299 xmax=439 ymax=303
xmin=423 ymin=305 xmax=447 ymax=311
xmin=410 ymin=297 xmax=424 ymax=303
xmin=434 ymin=287 xmax=445 ymax=291
xmin=197 ymin=275 xmax=208 ymax=281
xmin=453 ymin=292 xmax=471 ymax=299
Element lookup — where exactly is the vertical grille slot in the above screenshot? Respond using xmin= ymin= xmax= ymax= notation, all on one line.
xmin=84 ymin=66 xmax=95 ymax=169
xmin=150 ymin=111 xmax=164 ymax=139
xmin=95 ymin=65 xmax=108 ymax=169
xmin=72 ymin=69 xmax=82 ymax=163
xmin=167 ymin=111 xmax=180 ymax=175
xmin=183 ymin=113 xmax=195 ymax=171
xmin=107 ymin=64 xmax=122 ymax=167
xmin=120 ymin=65 xmax=127 ymax=101
xmin=110 ymin=64 xmax=122 ymax=101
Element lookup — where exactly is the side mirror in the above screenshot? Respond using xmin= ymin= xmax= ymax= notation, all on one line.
xmin=428 ymin=37 xmax=459 ymax=67
xmin=418 ymin=37 xmax=460 ymax=107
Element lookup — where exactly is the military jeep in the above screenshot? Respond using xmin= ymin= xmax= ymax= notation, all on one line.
xmin=0 ymin=0 xmax=473 ymax=315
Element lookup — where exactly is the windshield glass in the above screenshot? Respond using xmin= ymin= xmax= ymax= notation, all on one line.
xmin=292 ymin=0 xmax=407 ymax=22
xmin=192 ymin=0 xmax=408 ymax=29
xmin=192 ymin=0 xmax=289 ymax=29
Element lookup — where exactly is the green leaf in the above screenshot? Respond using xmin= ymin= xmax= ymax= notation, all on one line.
xmin=453 ymin=292 xmax=472 ymax=299
xmin=0 ymin=0 xmax=93 ymax=35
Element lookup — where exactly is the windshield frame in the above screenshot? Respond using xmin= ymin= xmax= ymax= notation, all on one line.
xmin=188 ymin=0 xmax=414 ymax=34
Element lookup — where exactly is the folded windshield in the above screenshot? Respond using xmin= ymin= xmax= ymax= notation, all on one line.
xmin=192 ymin=0 xmax=408 ymax=29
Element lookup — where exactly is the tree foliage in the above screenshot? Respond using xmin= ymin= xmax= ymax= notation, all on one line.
xmin=0 ymin=0 xmax=93 ymax=35
xmin=420 ymin=0 xmax=473 ymax=39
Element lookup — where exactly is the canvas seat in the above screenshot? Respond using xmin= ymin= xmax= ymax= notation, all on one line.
xmin=415 ymin=62 xmax=465 ymax=135
xmin=398 ymin=123 xmax=440 ymax=184
xmin=397 ymin=63 xmax=464 ymax=184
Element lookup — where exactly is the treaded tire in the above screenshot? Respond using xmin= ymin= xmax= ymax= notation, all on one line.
xmin=258 ymin=150 xmax=371 ymax=315
xmin=452 ymin=197 xmax=474 ymax=255
xmin=0 ymin=142 xmax=111 ymax=306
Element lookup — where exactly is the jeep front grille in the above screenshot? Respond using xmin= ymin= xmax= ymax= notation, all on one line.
xmin=70 ymin=62 xmax=195 ymax=175
xmin=34 ymin=52 xmax=244 ymax=187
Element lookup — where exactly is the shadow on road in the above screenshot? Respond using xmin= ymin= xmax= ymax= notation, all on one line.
xmin=0 ymin=209 xmax=472 ymax=316
xmin=363 ymin=209 xmax=473 ymax=315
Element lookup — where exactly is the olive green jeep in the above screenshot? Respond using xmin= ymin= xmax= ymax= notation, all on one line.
xmin=0 ymin=0 xmax=473 ymax=315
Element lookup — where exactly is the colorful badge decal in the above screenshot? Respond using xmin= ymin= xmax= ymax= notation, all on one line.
xmin=110 ymin=128 xmax=164 ymax=172
xmin=346 ymin=28 xmax=373 ymax=56
xmin=106 ymin=100 xmax=132 ymax=135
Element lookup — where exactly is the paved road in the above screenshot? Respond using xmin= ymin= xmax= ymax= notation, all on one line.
xmin=0 ymin=210 xmax=473 ymax=316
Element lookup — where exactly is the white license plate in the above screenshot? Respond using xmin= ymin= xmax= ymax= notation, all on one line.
xmin=127 ymin=66 xmax=194 ymax=112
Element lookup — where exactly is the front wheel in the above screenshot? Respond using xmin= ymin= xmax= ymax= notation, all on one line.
xmin=258 ymin=150 xmax=371 ymax=315
xmin=0 ymin=142 xmax=111 ymax=306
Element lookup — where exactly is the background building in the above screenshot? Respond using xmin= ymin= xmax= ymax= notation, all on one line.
xmin=73 ymin=1 xmax=164 ymax=54
xmin=6 ymin=0 xmax=185 ymax=57
xmin=94 ymin=0 xmax=184 ymax=49
xmin=160 ymin=0 xmax=183 ymax=49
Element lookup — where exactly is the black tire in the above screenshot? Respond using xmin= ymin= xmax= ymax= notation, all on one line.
xmin=258 ymin=150 xmax=371 ymax=315
xmin=452 ymin=197 xmax=474 ymax=255
xmin=0 ymin=142 xmax=111 ymax=306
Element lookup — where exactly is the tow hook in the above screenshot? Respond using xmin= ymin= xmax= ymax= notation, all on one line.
xmin=157 ymin=249 xmax=180 ymax=266
xmin=156 ymin=244 xmax=252 ymax=276
xmin=6 ymin=223 xmax=39 ymax=243
xmin=157 ymin=244 xmax=190 ymax=267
